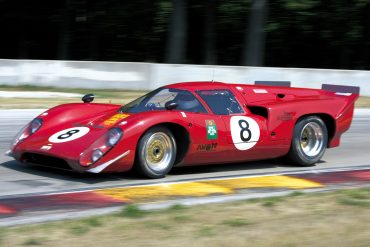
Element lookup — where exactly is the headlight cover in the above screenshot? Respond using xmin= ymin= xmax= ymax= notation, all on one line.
xmin=107 ymin=128 xmax=122 ymax=146
xmin=91 ymin=149 xmax=104 ymax=163
xmin=80 ymin=128 xmax=123 ymax=167
xmin=12 ymin=118 xmax=43 ymax=147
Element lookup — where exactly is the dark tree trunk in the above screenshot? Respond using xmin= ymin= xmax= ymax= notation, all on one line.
xmin=165 ymin=0 xmax=187 ymax=64
xmin=88 ymin=3 xmax=100 ymax=60
xmin=242 ymin=0 xmax=268 ymax=66
xmin=203 ymin=0 xmax=217 ymax=65
xmin=57 ymin=0 xmax=72 ymax=60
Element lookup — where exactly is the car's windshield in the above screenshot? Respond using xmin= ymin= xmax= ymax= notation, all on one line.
xmin=119 ymin=87 xmax=207 ymax=113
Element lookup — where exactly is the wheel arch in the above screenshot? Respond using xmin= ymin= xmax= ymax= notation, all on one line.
xmin=134 ymin=122 xmax=190 ymax=166
xmin=295 ymin=113 xmax=335 ymax=147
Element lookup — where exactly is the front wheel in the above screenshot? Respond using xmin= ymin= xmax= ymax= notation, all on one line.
xmin=136 ymin=126 xmax=177 ymax=178
xmin=288 ymin=116 xmax=328 ymax=166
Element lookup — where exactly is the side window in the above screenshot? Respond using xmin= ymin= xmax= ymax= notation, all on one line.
xmin=173 ymin=90 xmax=208 ymax=113
xmin=197 ymin=89 xmax=244 ymax=115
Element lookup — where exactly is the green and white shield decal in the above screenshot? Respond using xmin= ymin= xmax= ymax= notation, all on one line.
xmin=206 ymin=120 xmax=218 ymax=140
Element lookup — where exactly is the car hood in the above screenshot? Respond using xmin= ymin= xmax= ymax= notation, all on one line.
xmin=15 ymin=104 xmax=131 ymax=160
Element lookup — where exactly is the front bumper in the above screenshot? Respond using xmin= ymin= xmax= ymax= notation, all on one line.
xmin=12 ymin=149 xmax=132 ymax=174
xmin=5 ymin=150 xmax=13 ymax=157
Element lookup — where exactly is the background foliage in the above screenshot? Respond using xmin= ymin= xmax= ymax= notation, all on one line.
xmin=0 ymin=0 xmax=369 ymax=69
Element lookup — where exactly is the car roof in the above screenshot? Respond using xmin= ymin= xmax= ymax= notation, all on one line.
xmin=166 ymin=81 xmax=232 ymax=91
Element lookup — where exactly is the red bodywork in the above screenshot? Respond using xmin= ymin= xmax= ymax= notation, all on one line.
xmin=10 ymin=82 xmax=359 ymax=173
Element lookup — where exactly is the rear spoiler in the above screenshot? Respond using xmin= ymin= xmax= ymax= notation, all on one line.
xmin=254 ymin=81 xmax=360 ymax=95
xmin=255 ymin=81 xmax=291 ymax=87
xmin=322 ymin=84 xmax=360 ymax=95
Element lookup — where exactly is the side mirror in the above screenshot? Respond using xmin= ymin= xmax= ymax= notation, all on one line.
xmin=82 ymin=94 xmax=95 ymax=103
xmin=165 ymin=101 xmax=178 ymax=110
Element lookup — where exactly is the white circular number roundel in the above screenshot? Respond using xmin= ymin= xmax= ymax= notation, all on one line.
xmin=48 ymin=127 xmax=90 ymax=143
xmin=230 ymin=116 xmax=260 ymax=151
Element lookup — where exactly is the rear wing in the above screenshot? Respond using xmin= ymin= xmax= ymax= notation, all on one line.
xmin=322 ymin=84 xmax=360 ymax=95
xmin=255 ymin=81 xmax=291 ymax=87
xmin=322 ymin=84 xmax=359 ymax=130
xmin=253 ymin=81 xmax=360 ymax=96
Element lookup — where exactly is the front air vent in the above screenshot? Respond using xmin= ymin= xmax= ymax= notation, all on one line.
xmin=21 ymin=153 xmax=72 ymax=170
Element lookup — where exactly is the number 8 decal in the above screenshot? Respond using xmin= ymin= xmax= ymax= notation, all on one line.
xmin=49 ymin=127 xmax=90 ymax=143
xmin=230 ymin=116 xmax=260 ymax=151
xmin=57 ymin=129 xmax=80 ymax=140
xmin=238 ymin=119 xmax=252 ymax=142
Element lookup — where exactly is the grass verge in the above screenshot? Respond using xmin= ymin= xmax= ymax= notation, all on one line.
xmin=0 ymin=85 xmax=148 ymax=109
xmin=2 ymin=187 xmax=370 ymax=246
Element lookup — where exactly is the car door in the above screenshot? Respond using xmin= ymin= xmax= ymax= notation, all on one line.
xmin=183 ymin=112 xmax=230 ymax=164
xmin=196 ymin=88 xmax=270 ymax=163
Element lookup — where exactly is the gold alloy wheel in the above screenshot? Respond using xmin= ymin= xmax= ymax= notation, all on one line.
xmin=301 ymin=129 xmax=309 ymax=148
xmin=147 ymin=140 xmax=165 ymax=163
xmin=144 ymin=132 xmax=174 ymax=172
xmin=300 ymin=122 xmax=324 ymax=157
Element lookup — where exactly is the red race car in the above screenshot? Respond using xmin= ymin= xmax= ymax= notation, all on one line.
xmin=8 ymin=81 xmax=360 ymax=178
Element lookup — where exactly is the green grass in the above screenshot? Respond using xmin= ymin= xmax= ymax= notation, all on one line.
xmin=197 ymin=225 xmax=216 ymax=237
xmin=337 ymin=198 xmax=370 ymax=207
xmin=339 ymin=188 xmax=370 ymax=199
xmin=356 ymin=96 xmax=370 ymax=108
xmin=288 ymin=191 xmax=305 ymax=197
xmin=168 ymin=204 xmax=187 ymax=212
xmin=119 ymin=204 xmax=147 ymax=218
xmin=82 ymin=217 xmax=103 ymax=227
xmin=4 ymin=187 xmax=370 ymax=246
xmin=22 ymin=238 xmax=43 ymax=246
xmin=172 ymin=215 xmax=192 ymax=222
xmin=0 ymin=228 xmax=6 ymax=245
xmin=259 ymin=196 xmax=285 ymax=207
xmin=0 ymin=84 xmax=146 ymax=98
xmin=337 ymin=188 xmax=370 ymax=207
xmin=221 ymin=218 xmax=250 ymax=227
xmin=146 ymin=221 xmax=171 ymax=230
xmin=68 ymin=224 xmax=90 ymax=235
xmin=0 ymin=84 xmax=148 ymax=109
xmin=67 ymin=216 xmax=104 ymax=236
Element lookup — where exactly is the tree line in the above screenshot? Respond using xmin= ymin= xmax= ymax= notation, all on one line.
xmin=0 ymin=0 xmax=369 ymax=69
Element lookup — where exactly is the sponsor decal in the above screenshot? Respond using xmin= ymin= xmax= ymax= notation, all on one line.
xmin=48 ymin=127 xmax=90 ymax=143
xmin=335 ymin=92 xmax=352 ymax=96
xmin=196 ymin=143 xmax=217 ymax=152
xmin=103 ymin=113 xmax=130 ymax=127
xmin=253 ymin=89 xmax=268 ymax=94
xmin=206 ymin=120 xmax=218 ymax=140
xmin=119 ymin=121 xmax=128 ymax=126
xmin=277 ymin=112 xmax=295 ymax=121
xmin=73 ymin=123 xmax=104 ymax=129
xmin=41 ymin=144 xmax=52 ymax=151
xmin=230 ymin=116 xmax=260 ymax=151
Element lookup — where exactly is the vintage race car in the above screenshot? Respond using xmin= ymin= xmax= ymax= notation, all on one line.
xmin=8 ymin=81 xmax=360 ymax=178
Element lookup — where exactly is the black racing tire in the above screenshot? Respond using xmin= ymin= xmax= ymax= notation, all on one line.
xmin=288 ymin=116 xmax=328 ymax=166
xmin=136 ymin=126 xmax=177 ymax=178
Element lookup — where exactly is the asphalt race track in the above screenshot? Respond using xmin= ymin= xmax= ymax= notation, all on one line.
xmin=0 ymin=109 xmax=369 ymax=198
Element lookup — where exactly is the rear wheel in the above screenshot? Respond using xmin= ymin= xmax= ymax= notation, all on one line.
xmin=288 ymin=116 xmax=328 ymax=166
xmin=136 ymin=126 xmax=177 ymax=178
